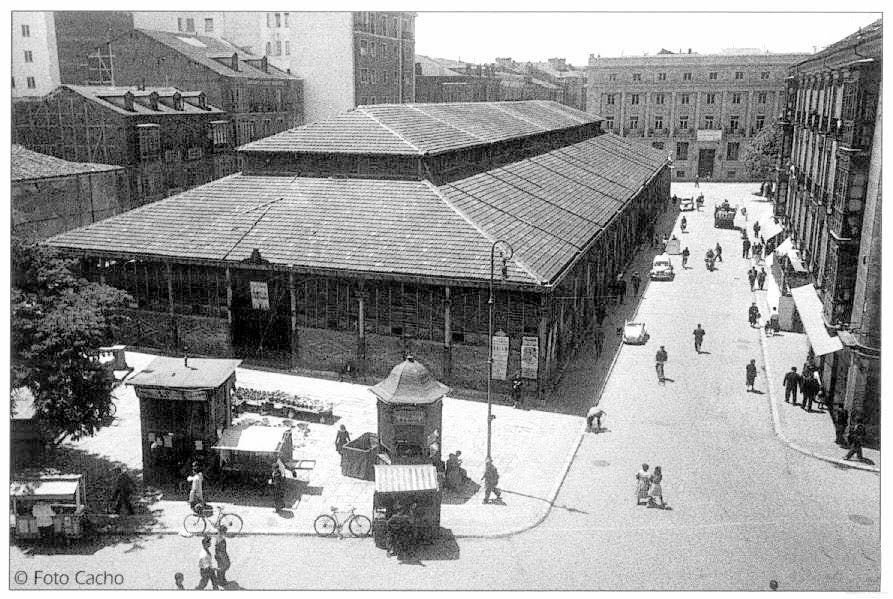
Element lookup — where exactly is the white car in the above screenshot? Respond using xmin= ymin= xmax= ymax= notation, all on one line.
xmin=649 ymin=254 xmax=675 ymax=281
xmin=622 ymin=321 xmax=649 ymax=345
xmin=680 ymin=197 xmax=695 ymax=211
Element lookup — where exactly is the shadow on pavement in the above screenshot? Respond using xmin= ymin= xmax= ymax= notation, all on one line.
xmin=500 ymin=489 xmax=589 ymax=515
xmin=442 ymin=479 xmax=481 ymax=505
xmin=400 ymin=528 xmax=460 ymax=564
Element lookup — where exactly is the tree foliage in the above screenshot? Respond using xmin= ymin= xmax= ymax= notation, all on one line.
xmin=742 ymin=120 xmax=783 ymax=181
xmin=11 ymin=237 xmax=132 ymax=442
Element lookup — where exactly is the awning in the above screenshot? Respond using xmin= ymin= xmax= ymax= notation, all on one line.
xmin=752 ymin=217 xmax=783 ymax=242
xmin=11 ymin=476 xmax=81 ymax=499
xmin=374 ymin=464 xmax=439 ymax=494
xmin=789 ymin=285 xmax=843 ymax=356
xmin=213 ymin=425 xmax=287 ymax=453
xmin=774 ymin=237 xmax=793 ymax=256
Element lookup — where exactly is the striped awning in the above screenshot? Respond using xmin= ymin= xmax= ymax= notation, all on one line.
xmin=789 ymin=284 xmax=843 ymax=356
xmin=374 ymin=464 xmax=440 ymax=494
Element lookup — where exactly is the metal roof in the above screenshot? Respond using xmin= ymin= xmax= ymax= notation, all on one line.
xmin=63 ymin=85 xmax=225 ymax=116
xmin=374 ymin=464 xmax=440 ymax=494
xmin=11 ymin=145 xmax=123 ymax=181
xmin=11 ymin=476 xmax=82 ymax=498
xmin=369 ymin=357 xmax=450 ymax=405
xmin=126 ymin=357 xmax=241 ymax=390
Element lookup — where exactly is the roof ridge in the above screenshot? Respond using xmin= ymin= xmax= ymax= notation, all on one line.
xmin=534 ymin=100 xmax=588 ymax=124
xmin=491 ymin=102 xmax=547 ymax=131
xmin=357 ymin=107 xmax=423 ymax=154
xmin=422 ymin=180 xmax=543 ymax=285
xmin=407 ymin=104 xmax=488 ymax=143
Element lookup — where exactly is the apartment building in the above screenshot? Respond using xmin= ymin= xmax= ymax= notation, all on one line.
xmin=588 ymin=49 xmax=809 ymax=181
xmin=12 ymin=12 xmax=61 ymax=97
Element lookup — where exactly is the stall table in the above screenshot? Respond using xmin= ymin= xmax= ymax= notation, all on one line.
xmin=11 ymin=475 xmax=87 ymax=543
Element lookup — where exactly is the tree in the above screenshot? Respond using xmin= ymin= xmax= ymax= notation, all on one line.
xmin=11 ymin=237 xmax=132 ymax=442
xmin=742 ymin=120 xmax=783 ymax=182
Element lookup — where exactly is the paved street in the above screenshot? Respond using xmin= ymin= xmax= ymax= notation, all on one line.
xmin=10 ymin=183 xmax=879 ymax=591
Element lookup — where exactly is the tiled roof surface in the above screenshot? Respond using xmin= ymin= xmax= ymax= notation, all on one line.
xmin=239 ymin=100 xmax=601 ymax=156
xmin=11 ymin=145 xmax=123 ymax=181
xmin=415 ymin=55 xmax=466 ymax=77
xmin=47 ymin=133 xmax=667 ymax=287
xmin=63 ymin=85 xmax=225 ymax=116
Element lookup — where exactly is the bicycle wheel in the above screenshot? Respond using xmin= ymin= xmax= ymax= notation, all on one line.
xmin=348 ymin=514 xmax=372 ymax=537
xmin=218 ymin=513 xmax=243 ymax=536
xmin=313 ymin=514 xmax=337 ymax=537
xmin=183 ymin=513 xmax=206 ymax=536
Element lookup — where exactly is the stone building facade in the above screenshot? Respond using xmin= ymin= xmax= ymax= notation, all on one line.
xmin=775 ymin=20 xmax=882 ymax=443
xmin=588 ymin=49 xmax=809 ymax=181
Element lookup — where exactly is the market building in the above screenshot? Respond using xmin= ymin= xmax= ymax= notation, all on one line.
xmin=46 ymin=100 xmax=669 ymax=400
xmin=12 ymin=84 xmax=234 ymax=207
xmin=775 ymin=20 xmax=882 ymax=443
xmin=588 ymin=48 xmax=810 ymax=181
xmin=12 ymin=145 xmax=128 ymax=241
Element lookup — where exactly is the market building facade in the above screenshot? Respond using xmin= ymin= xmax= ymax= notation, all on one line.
xmin=775 ymin=20 xmax=882 ymax=443
xmin=47 ymin=100 xmax=669 ymax=400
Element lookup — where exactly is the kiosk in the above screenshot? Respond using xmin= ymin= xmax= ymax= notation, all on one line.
xmin=11 ymin=475 xmax=87 ymax=542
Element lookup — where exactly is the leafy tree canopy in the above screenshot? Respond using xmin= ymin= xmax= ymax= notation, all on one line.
xmin=11 ymin=237 xmax=132 ymax=442
xmin=742 ymin=120 xmax=783 ymax=181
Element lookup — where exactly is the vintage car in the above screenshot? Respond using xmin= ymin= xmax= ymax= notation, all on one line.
xmin=680 ymin=197 xmax=695 ymax=211
xmin=714 ymin=200 xmax=738 ymax=229
xmin=649 ymin=254 xmax=675 ymax=281
xmin=622 ymin=321 xmax=649 ymax=345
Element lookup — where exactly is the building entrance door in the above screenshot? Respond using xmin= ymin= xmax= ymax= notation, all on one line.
xmin=698 ymin=149 xmax=716 ymax=178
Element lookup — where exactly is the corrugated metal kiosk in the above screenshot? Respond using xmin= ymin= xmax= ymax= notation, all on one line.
xmin=212 ymin=424 xmax=294 ymax=485
xmin=373 ymin=464 xmax=442 ymax=543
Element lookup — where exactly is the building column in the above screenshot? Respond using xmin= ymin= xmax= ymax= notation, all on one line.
xmin=356 ymin=282 xmax=367 ymax=373
xmin=166 ymin=262 xmax=177 ymax=350
xmin=225 ymin=267 xmax=234 ymax=356
xmin=536 ymin=294 xmax=551 ymax=403
xmin=443 ymin=286 xmax=452 ymax=378
xmin=289 ymin=271 xmax=298 ymax=369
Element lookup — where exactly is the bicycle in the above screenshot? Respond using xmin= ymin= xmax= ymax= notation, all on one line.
xmin=183 ymin=504 xmax=243 ymax=537
xmin=313 ymin=506 xmax=372 ymax=538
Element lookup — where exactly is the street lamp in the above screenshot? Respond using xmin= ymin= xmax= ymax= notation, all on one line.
xmin=487 ymin=239 xmax=514 ymax=461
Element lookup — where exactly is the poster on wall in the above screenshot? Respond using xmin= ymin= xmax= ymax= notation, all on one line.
xmin=491 ymin=334 xmax=509 ymax=380
xmin=521 ymin=336 xmax=539 ymax=379
xmin=249 ymin=281 xmax=270 ymax=310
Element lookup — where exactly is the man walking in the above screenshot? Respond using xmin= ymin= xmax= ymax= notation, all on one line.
xmin=747 ymin=268 xmax=757 ymax=291
xmin=757 ymin=268 xmax=767 ymax=290
xmin=802 ymin=372 xmax=819 ymax=411
xmin=742 ymin=237 xmax=751 ymax=258
xmin=769 ymin=307 xmax=780 ymax=335
xmin=748 ymin=302 xmax=760 ymax=327
xmin=783 ymin=367 xmax=801 ymax=405
xmin=110 ymin=467 xmax=135 ymax=516
xmin=745 ymin=359 xmax=758 ymax=392
xmin=692 ymin=324 xmax=705 ymax=353
xmin=482 ymin=458 xmax=502 ymax=504
xmin=617 ymin=276 xmax=627 ymax=305
xmin=843 ymin=422 xmax=866 ymax=461
xmin=714 ymin=242 xmax=723 ymax=262
xmin=681 ymin=247 xmax=690 ymax=269
xmin=631 ymin=272 xmax=641 ymax=296
xmin=655 ymin=346 xmax=668 ymax=384
xmin=586 ymin=406 xmax=606 ymax=433
xmin=753 ymin=221 xmax=761 ymax=239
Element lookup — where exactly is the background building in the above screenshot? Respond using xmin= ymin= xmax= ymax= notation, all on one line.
xmin=776 ymin=20 xmax=882 ymax=443
xmin=12 ymin=12 xmax=61 ymax=97
xmin=12 ymin=145 xmax=128 ymax=241
xmin=414 ymin=56 xmax=499 ymax=103
xmin=526 ymin=58 xmax=587 ymax=112
xmin=588 ymin=49 xmax=809 ymax=181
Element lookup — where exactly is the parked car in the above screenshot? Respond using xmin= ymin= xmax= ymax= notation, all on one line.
xmin=622 ymin=321 xmax=649 ymax=345
xmin=649 ymin=254 xmax=675 ymax=281
xmin=680 ymin=197 xmax=695 ymax=211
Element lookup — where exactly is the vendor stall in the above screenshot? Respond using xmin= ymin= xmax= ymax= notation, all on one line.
xmin=373 ymin=464 xmax=442 ymax=546
xmin=714 ymin=200 xmax=737 ymax=229
xmin=11 ymin=475 xmax=87 ymax=543
xmin=213 ymin=424 xmax=293 ymax=485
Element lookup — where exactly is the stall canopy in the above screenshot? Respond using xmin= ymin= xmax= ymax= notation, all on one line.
xmin=774 ymin=237 xmax=793 ymax=257
xmin=213 ymin=424 xmax=288 ymax=453
xmin=789 ymin=285 xmax=843 ymax=356
xmin=11 ymin=476 xmax=81 ymax=500
xmin=754 ymin=217 xmax=784 ymax=242
xmin=369 ymin=357 xmax=450 ymax=405
xmin=374 ymin=464 xmax=439 ymax=493
xmin=127 ymin=357 xmax=242 ymax=389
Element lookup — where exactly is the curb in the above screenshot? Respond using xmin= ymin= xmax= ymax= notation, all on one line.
xmin=753 ymin=297 xmax=879 ymax=474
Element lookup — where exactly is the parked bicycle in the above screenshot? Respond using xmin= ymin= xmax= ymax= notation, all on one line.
xmin=183 ymin=504 xmax=243 ymax=536
xmin=313 ymin=506 xmax=371 ymax=538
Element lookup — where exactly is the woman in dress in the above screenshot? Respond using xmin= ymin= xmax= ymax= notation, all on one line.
xmin=647 ymin=466 xmax=665 ymax=508
xmin=635 ymin=464 xmax=651 ymax=506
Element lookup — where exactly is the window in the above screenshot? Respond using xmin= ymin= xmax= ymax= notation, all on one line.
xmin=371 ymin=41 xmax=377 ymax=58
xmin=21 ymin=24 xmax=30 ymax=37
xmin=655 ymin=93 xmax=665 ymax=105
xmin=137 ymin=124 xmax=161 ymax=160
xmin=275 ymin=12 xmax=281 ymax=27
xmin=267 ymin=13 xmax=272 ymax=27
xmin=729 ymin=116 xmax=739 ymax=130
xmin=178 ymin=18 xmax=184 ymax=32
xmin=683 ymin=72 xmax=692 ymax=81
xmin=605 ymin=118 xmax=614 ymax=130
xmin=284 ymin=12 xmax=289 ymax=27
xmin=705 ymin=93 xmax=716 ymax=104
xmin=755 ymin=115 xmax=765 ymax=130
xmin=630 ymin=94 xmax=640 ymax=105
xmin=369 ymin=70 xmax=376 ymax=84
xmin=382 ymin=70 xmax=388 ymax=84
xmin=186 ymin=147 xmax=203 ymax=161
xmin=758 ymin=92 xmax=767 ymax=104
xmin=704 ymin=115 xmax=714 ymax=129
xmin=285 ymin=41 xmax=290 ymax=56
xmin=677 ymin=169 xmax=686 ymax=178
xmin=761 ymin=71 xmax=770 ymax=80
xmin=658 ymin=72 xmax=667 ymax=81
xmin=680 ymin=93 xmax=690 ymax=104
xmin=26 ymin=76 xmax=36 ymax=89
xmin=727 ymin=142 xmax=740 ymax=160
xmin=370 ymin=96 xmax=376 ymax=104
xmin=678 ymin=116 xmax=689 ymax=129
xmin=629 ymin=116 xmax=639 ymax=129
xmin=652 ymin=141 xmax=665 ymax=150
xmin=211 ymin=121 xmax=229 ymax=145
xmin=275 ymin=41 xmax=282 ymax=56
xmin=608 ymin=73 xmax=617 ymax=81
xmin=186 ymin=18 xmax=195 ymax=32
xmin=204 ymin=18 xmax=214 ymax=32
xmin=676 ymin=142 xmax=689 ymax=160
xmin=732 ymin=93 xmax=742 ymax=104
xmin=654 ymin=116 xmax=664 ymax=130
xmin=632 ymin=73 xmax=641 ymax=82
xmin=606 ymin=94 xmax=615 ymax=105
xmin=266 ymin=42 xmax=272 ymax=56
xmin=360 ymin=40 xmax=368 ymax=56
xmin=360 ymin=68 xmax=368 ymax=84
xmin=735 ymin=71 xmax=744 ymax=80
xmin=23 ymin=50 xmax=33 ymax=63
xmin=709 ymin=71 xmax=717 ymax=80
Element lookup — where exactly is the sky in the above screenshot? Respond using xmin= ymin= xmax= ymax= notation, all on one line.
xmin=414 ymin=11 xmax=882 ymax=66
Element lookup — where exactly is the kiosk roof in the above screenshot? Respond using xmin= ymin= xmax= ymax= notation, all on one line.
xmin=127 ymin=357 xmax=242 ymax=389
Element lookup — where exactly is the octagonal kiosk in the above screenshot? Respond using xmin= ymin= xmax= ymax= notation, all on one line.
xmin=369 ymin=356 xmax=449 ymax=464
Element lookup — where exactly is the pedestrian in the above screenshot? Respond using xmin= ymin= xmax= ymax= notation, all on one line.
xmin=196 ymin=535 xmax=219 ymax=590
xmin=586 ymin=406 xmax=606 ymax=433
xmin=769 ymin=307 xmax=780 ymax=335
xmin=692 ymin=324 xmax=705 ymax=353
xmin=747 ymin=268 xmax=757 ymax=291
xmin=843 ymin=422 xmax=866 ymax=461
xmin=746 ymin=359 xmax=758 ymax=392
xmin=110 ymin=466 xmax=135 ymax=516
xmin=754 ymin=243 xmax=763 ymax=260
xmin=647 ymin=466 xmax=665 ymax=509
xmin=833 ymin=406 xmax=849 ymax=446
xmin=511 ymin=375 xmax=523 ymax=408
xmin=174 ymin=572 xmax=185 ymax=590
xmin=617 ymin=276 xmax=627 ymax=305
xmin=655 ymin=345 xmax=668 ymax=384
xmin=631 ymin=272 xmax=641 ymax=296
xmin=714 ymin=242 xmax=723 ymax=262
xmin=32 ymin=501 xmax=55 ymax=544
xmin=783 ymin=367 xmax=801 ymax=405
xmin=757 ymin=268 xmax=767 ymax=290
xmin=214 ymin=525 xmax=231 ymax=586
xmin=681 ymin=247 xmax=690 ymax=269
xmin=187 ymin=463 xmax=204 ymax=513
xmin=742 ymin=237 xmax=751 ymax=258
xmin=753 ymin=221 xmax=761 ymax=238
xmin=680 ymin=216 xmax=687 ymax=233
xmin=635 ymin=464 xmax=651 ymax=506
xmin=481 ymin=458 xmax=502 ymax=504
xmin=269 ymin=460 xmax=285 ymax=512
xmin=694 ymin=175 xmax=700 ymax=188
xmin=594 ymin=327 xmax=605 ymax=356
xmin=748 ymin=303 xmax=760 ymax=327
xmin=335 ymin=424 xmax=351 ymax=454
xmin=596 ymin=302 xmax=607 ymax=326
xmin=802 ymin=373 xmax=819 ymax=412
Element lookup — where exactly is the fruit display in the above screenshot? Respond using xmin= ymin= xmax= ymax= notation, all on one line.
xmin=234 ymin=386 xmax=334 ymax=423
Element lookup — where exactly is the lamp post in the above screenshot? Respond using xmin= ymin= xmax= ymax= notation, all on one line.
xmin=487 ymin=239 xmax=513 ymax=461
